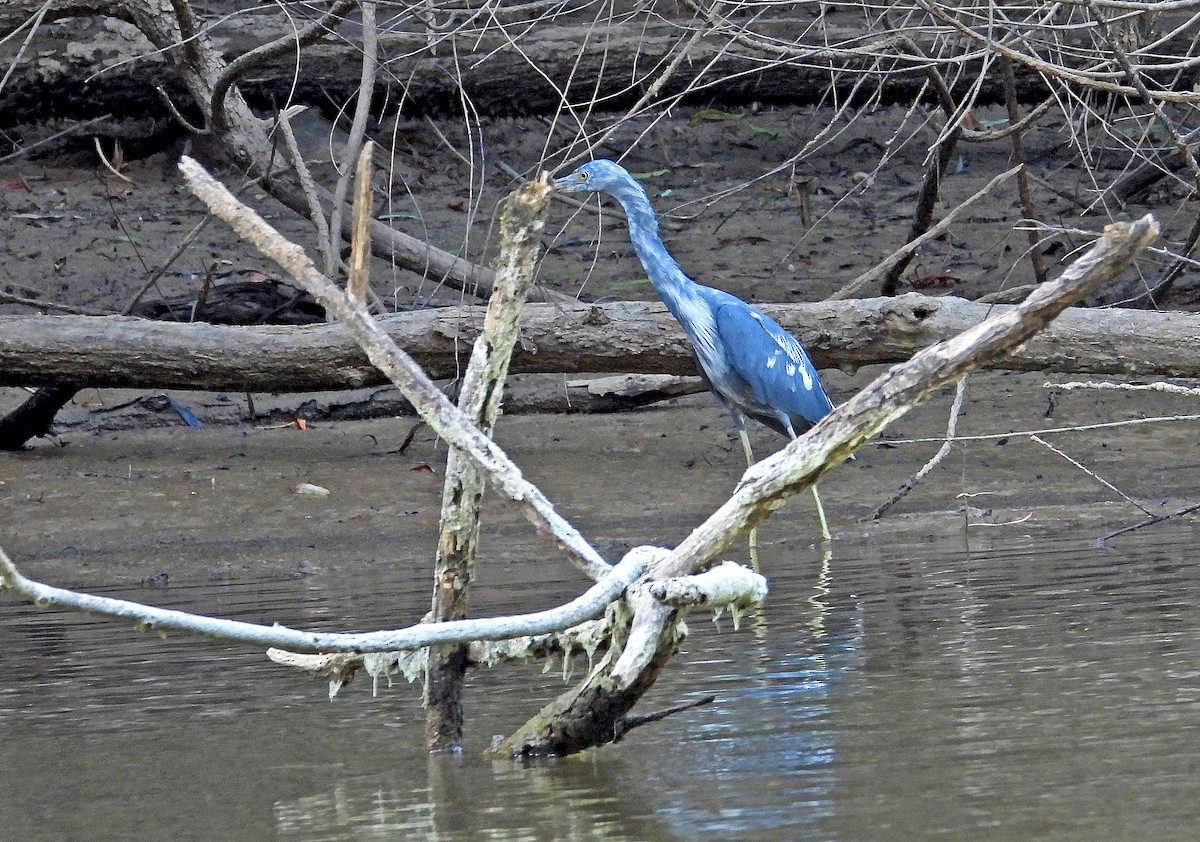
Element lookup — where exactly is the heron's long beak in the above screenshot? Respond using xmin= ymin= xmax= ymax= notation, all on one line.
xmin=552 ymin=173 xmax=587 ymax=191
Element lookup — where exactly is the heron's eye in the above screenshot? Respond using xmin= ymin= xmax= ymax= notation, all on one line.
xmin=579 ymin=171 xmax=589 ymax=181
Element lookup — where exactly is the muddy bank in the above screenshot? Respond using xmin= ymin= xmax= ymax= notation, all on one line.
xmin=2 ymin=369 xmax=1195 ymax=593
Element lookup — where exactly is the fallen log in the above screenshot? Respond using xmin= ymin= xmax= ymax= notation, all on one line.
xmin=0 ymin=294 xmax=1197 ymax=391
xmin=0 ymin=7 xmax=1014 ymax=124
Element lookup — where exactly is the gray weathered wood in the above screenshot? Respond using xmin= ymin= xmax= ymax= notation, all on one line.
xmin=0 ymin=295 xmax=1197 ymax=391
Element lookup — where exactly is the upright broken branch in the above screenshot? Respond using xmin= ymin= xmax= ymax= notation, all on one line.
xmin=425 ymin=172 xmax=550 ymax=751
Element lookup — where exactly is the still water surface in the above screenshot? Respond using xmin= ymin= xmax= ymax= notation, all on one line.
xmin=3 ymin=514 xmax=1199 ymax=841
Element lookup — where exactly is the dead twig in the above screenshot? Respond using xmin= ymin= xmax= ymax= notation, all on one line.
xmin=1098 ymin=501 xmax=1200 ymax=546
xmin=93 ymin=137 xmax=133 ymax=184
xmin=1029 ymin=433 xmax=1154 ymax=517
xmin=613 ymin=695 xmax=716 ymax=742
xmin=827 ymin=166 xmax=1022 ymax=300
xmin=1001 ymin=57 xmax=1048 ymax=286
xmin=346 ymin=140 xmax=375 ymax=307
xmin=871 ymin=376 xmax=968 ymax=519
xmin=327 ymin=0 xmax=379 ymax=277
xmin=0 ymin=115 xmax=111 ymax=165
xmin=0 ymin=289 xmax=107 ymax=316
xmin=276 ymin=106 xmax=336 ymax=278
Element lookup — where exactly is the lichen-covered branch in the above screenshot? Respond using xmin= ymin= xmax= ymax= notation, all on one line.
xmin=425 ymin=167 xmax=550 ymax=750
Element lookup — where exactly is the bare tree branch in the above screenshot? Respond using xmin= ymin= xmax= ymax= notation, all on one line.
xmin=0 ymin=545 xmax=645 ymax=654
xmin=177 ymin=156 xmax=612 ymax=580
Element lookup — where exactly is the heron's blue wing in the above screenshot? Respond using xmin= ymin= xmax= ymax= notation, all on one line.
xmin=712 ymin=297 xmax=834 ymax=433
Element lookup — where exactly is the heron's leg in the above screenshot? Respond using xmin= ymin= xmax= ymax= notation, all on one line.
xmin=784 ymin=424 xmax=832 ymax=543
xmin=811 ymin=484 xmax=831 ymax=542
xmin=735 ymin=426 xmax=761 ymax=570
xmin=737 ymin=428 xmax=756 ymax=466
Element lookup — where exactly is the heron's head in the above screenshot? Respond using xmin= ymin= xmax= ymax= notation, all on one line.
xmin=552 ymin=159 xmax=634 ymax=195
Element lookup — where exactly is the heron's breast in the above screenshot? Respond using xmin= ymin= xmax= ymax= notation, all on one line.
xmin=674 ymin=296 xmax=727 ymax=372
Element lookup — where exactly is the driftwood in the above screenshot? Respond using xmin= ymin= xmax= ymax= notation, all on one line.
xmin=0 ymin=295 xmax=1197 ymax=395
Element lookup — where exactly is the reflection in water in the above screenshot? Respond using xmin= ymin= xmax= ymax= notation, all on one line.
xmin=256 ymin=544 xmax=866 ymax=842
xmin=4 ymin=519 xmax=1200 ymax=840
xmin=643 ymin=543 xmax=864 ymax=840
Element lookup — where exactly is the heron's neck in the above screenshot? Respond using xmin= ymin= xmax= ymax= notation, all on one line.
xmin=608 ymin=182 xmax=695 ymax=304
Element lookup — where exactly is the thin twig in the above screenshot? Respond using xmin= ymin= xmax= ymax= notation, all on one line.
xmin=0 ymin=0 xmax=48 ymax=96
xmin=1030 ymin=434 xmax=1154 ymax=516
xmin=881 ymin=124 xmax=963 ymax=296
xmin=1099 ymin=501 xmax=1200 ymax=546
xmin=93 ymin=137 xmax=133 ymax=184
xmin=872 ymin=376 xmax=968 ymax=519
xmin=614 ymin=695 xmax=716 ymax=742
xmin=122 ymin=213 xmax=216 ymax=315
xmin=0 ymin=290 xmax=107 ymax=316
xmin=275 ymin=106 xmax=336 ymax=277
xmin=1001 ymin=57 xmax=1048 ymax=286
xmin=882 ymin=413 xmax=1200 ymax=446
xmin=827 ymin=166 xmax=1022 ymax=300
xmin=347 ymin=141 xmax=374 ymax=306
xmin=0 ymin=115 xmax=111 ymax=165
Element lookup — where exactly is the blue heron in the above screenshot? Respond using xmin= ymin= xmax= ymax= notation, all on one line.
xmin=553 ymin=159 xmax=835 ymax=541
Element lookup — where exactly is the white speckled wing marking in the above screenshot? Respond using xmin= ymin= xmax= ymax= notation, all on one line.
xmin=711 ymin=296 xmax=834 ymax=431
xmin=756 ymin=312 xmax=813 ymax=391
